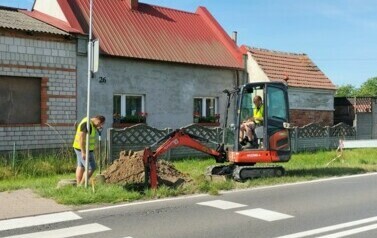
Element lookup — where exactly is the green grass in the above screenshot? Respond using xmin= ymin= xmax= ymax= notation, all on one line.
xmin=174 ymin=148 xmax=377 ymax=192
xmin=1 ymin=148 xmax=377 ymax=205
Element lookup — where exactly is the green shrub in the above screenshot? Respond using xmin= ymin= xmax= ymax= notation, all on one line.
xmin=9 ymin=150 xmax=76 ymax=177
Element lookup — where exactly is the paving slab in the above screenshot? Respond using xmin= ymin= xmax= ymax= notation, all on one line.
xmin=0 ymin=189 xmax=71 ymax=220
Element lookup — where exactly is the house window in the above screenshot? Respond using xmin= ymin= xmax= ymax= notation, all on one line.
xmin=193 ymin=97 xmax=219 ymax=123
xmin=0 ymin=76 xmax=41 ymax=124
xmin=113 ymin=94 xmax=146 ymax=123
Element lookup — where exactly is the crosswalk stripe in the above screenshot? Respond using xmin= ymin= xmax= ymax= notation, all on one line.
xmin=235 ymin=208 xmax=293 ymax=221
xmin=2 ymin=223 xmax=111 ymax=238
xmin=276 ymin=216 xmax=377 ymax=238
xmin=0 ymin=212 xmax=81 ymax=231
xmin=197 ymin=200 xmax=247 ymax=210
xmin=315 ymin=223 xmax=377 ymax=238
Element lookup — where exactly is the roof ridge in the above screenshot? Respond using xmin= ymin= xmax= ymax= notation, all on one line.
xmin=246 ymin=45 xmax=306 ymax=56
xmin=139 ymin=2 xmax=198 ymax=16
xmin=0 ymin=5 xmax=26 ymax=11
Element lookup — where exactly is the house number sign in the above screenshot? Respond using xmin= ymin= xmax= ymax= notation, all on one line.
xmin=99 ymin=76 xmax=107 ymax=84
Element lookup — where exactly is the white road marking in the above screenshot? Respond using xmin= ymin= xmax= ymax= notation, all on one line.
xmin=0 ymin=211 xmax=81 ymax=231
xmin=77 ymin=173 xmax=377 ymax=214
xmin=276 ymin=216 xmax=377 ymax=238
xmin=197 ymin=199 xmax=247 ymax=210
xmin=317 ymin=223 xmax=377 ymax=238
xmin=236 ymin=208 xmax=293 ymax=221
xmin=222 ymin=172 xmax=377 ymax=195
xmin=2 ymin=223 xmax=110 ymax=238
xmin=79 ymin=194 xmax=206 ymax=213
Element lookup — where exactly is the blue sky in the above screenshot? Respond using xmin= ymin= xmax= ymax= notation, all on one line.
xmin=1 ymin=0 xmax=376 ymax=87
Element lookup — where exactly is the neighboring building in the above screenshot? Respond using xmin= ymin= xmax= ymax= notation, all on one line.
xmin=334 ymin=97 xmax=377 ymax=139
xmin=241 ymin=46 xmax=336 ymax=126
xmin=31 ymin=0 xmax=244 ymax=131
xmin=0 ymin=6 xmax=78 ymax=151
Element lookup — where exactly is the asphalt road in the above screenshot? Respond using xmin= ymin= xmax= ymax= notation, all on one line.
xmin=2 ymin=173 xmax=377 ymax=238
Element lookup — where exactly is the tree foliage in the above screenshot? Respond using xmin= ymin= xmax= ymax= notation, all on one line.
xmin=335 ymin=84 xmax=356 ymax=97
xmin=336 ymin=77 xmax=377 ymax=97
xmin=356 ymin=77 xmax=377 ymax=97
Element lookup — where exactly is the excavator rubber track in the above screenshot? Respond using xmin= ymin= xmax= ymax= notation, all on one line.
xmin=207 ymin=164 xmax=285 ymax=181
xmin=232 ymin=165 xmax=285 ymax=181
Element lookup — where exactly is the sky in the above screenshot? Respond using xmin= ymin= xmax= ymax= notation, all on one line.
xmin=1 ymin=0 xmax=377 ymax=87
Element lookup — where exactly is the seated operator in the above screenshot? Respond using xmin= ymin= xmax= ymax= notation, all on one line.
xmin=240 ymin=95 xmax=264 ymax=147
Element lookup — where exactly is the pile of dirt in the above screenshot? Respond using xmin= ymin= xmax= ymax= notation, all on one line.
xmin=103 ymin=150 xmax=192 ymax=188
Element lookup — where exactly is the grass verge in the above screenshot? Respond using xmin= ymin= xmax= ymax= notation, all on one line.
xmin=0 ymin=148 xmax=376 ymax=205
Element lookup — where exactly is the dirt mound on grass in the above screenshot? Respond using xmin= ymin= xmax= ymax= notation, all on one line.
xmin=103 ymin=150 xmax=192 ymax=187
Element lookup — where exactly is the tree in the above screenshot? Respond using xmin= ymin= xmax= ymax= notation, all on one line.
xmin=356 ymin=77 xmax=377 ymax=97
xmin=335 ymin=84 xmax=357 ymax=97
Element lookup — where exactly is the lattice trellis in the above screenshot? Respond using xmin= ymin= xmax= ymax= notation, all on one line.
xmin=112 ymin=124 xmax=169 ymax=145
xmin=182 ymin=124 xmax=220 ymax=142
xmin=290 ymin=128 xmax=296 ymax=138
xmin=108 ymin=122 xmax=359 ymax=158
xmin=107 ymin=124 xmax=224 ymax=163
xmin=330 ymin=122 xmax=356 ymax=137
xmin=297 ymin=123 xmax=328 ymax=138
xmin=108 ymin=124 xmax=171 ymax=163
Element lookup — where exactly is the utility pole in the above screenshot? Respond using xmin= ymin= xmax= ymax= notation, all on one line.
xmin=84 ymin=0 xmax=94 ymax=188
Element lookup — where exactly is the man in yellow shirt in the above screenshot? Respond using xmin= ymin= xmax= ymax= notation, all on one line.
xmin=73 ymin=115 xmax=105 ymax=185
xmin=240 ymin=95 xmax=264 ymax=147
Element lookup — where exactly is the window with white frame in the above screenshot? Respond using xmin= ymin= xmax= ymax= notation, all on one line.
xmin=193 ymin=97 xmax=219 ymax=123
xmin=113 ymin=94 xmax=146 ymax=123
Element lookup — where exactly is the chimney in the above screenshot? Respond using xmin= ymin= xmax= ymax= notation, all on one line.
xmin=232 ymin=31 xmax=237 ymax=44
xmin=127 ymin=0 xmax=138 ymax=10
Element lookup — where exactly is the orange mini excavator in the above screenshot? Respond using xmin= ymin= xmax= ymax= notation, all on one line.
xmin=143 ymin=82 xmax=291 ymax=189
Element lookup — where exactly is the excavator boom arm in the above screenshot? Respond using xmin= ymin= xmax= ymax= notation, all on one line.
xmin=143 ymin=129 xmax=226 ymax=188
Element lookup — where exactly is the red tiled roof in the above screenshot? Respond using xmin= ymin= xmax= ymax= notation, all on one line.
xmin=351 ymin=97 xmax=373 ymax=113
xmin=53 ymin=0 xmax=243 ymax=69
xmin=242 ymin=46 xmax=336 ymax=90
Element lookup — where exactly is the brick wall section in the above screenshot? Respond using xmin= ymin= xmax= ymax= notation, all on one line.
xmin=0 ymin=33 xmax=77 ymax=151
xmin=41 ymin=77 xmax=49 ymax=125
xmin=290 ymin=109 xmax=333 ymax=127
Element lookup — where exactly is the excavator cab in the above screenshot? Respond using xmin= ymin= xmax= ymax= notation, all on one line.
xmin=223 ymin=82 xmax=291 ymax=165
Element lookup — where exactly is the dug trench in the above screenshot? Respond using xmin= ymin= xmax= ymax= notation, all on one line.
xmin=103 ymin=150 xmax=193 ymax=190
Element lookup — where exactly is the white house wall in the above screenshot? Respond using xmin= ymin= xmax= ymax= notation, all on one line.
xmin=247 ymin=53 xmax=269 ymax=83
xmin=76 ymin=55 xmax=236 ymax=131
xmin=33 ymin=0 xmax=68 ymax=23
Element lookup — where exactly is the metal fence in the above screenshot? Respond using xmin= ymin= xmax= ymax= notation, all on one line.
xmin=107 ymin=122 xmax=356 ymax=162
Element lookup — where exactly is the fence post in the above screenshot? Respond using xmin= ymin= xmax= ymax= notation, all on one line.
xmin=106 ymin=128 xmax=113 ymax=164
xmin=325 ymin=126 xmax=330 ymax=150
xmin=216 ymin=127 xmax=222 ymax=143
xmin=104 ymin=137 xmax=108 ymax=166
xmin=12 ymin=142 xmax=16 ymax=169
xmin=166 ymin=128 xmax=172 ymax=160
xmin=293 ymin=127 xmax=298 ymax=153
